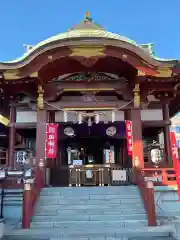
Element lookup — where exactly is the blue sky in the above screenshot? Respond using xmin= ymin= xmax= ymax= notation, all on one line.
xmin=0 ymin=0 xmax=179 ymax=61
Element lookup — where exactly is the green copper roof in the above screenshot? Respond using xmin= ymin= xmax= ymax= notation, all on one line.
xmin=3 ymin=14 xmax=175 ymax=64
xmin=138 ymin=43 xmax=175 ymax=62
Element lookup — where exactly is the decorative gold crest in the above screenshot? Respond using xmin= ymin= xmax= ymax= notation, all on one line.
xmin=70 ymin=46 xmax=105 ymax=58
xmin=133 ymin=83 xmax=140 ymax=108
xmin=37 ymin=85 xmax=44 ymax=110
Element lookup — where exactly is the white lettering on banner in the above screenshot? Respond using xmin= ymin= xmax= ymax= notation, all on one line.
xmin=48 ymin=148 xmax=54 ymax=154
xmin=48 ymin=135 xmax=55 ymax=140
xmin=172 ymin=144 xmax=179 ymax=158
xmin=129 ymin=146 xmax=132 ymax=152
xmin=49 ymin=127 xmax=55 ymax=134
xmin=48 ymin=141 xmax=55 ymax=147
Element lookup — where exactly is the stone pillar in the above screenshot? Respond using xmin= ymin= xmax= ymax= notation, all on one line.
xmin=8 ymin=106 xmax=16 ymax=168
xmin=131 ymin=108 xmax=144 ymax=168
xmin=162 ymin=102 xmax=172 ymax=163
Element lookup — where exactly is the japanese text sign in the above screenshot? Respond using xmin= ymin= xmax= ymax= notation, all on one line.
xmin=45 ymin=124 xmax=58 ymax=159
xmin=125 ymin=120 xmax=133 ymax=156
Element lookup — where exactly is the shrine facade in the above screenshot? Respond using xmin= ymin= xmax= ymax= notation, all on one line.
xmin=0 ymin=13 xmax=180 ymax=187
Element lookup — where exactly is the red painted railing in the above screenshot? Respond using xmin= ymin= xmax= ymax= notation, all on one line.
xmin=134 ymin=168 xmax=157 ymax=226
xmin=22 ymin=166 xmax=44 ymax=228
xmin=142 ymin=168 xmax=176 ymax=186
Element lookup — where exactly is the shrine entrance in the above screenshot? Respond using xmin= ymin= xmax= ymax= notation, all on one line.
xmin=50 ymin=122 xmax=132 ymax=187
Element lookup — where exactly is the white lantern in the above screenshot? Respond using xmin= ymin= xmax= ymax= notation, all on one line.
xmin=95 ymin=114 xmax=99 ymax=124
xmin=78 ymin=113 xmax=82 ymax=124
xmin=63 ymin=111 xmax=68 ymax=122
xmin=112 ymin=111 xmax=115 ymax=122
xmin=88 ymin=118 xmax=92 ymax=127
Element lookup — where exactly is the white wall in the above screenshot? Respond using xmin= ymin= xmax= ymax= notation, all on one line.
xmin=16 ymin=111 xmax=37 ymax=123
xmin=141 ymin=109 xmax=163 ymax=121
xmin=55 ymin=111 xmax=125 ymax=122
xmin=16 ymin=109 xmax=164 ymax=123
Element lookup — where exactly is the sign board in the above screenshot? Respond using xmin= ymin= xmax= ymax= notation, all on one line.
xmin=45 ymin=124 xmax=58 ymax=159
xmin=73 ymin=160 xmax=83 ymax=166
xmin=112 ymin=170 xmax=127 ymax=181
xmin=125 ymin=120 xmax=133 ymax=156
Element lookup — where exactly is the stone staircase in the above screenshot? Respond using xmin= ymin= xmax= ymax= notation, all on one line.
xmin=3 ymin=186 xmax=175 ymax=239
xmin=3 ymin=189 xmax=23 ymax=221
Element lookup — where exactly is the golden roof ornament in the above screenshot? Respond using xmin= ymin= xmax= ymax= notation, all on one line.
xmin=85 ymin=12 xmax=90 ymax=19
xmin=133 ymin=83 xmax=140 ymax=108
xmin=37 ymin=85 xmax=44 ymax=110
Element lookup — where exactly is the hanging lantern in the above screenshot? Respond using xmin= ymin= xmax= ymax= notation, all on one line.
xmin=78 ymin=113 xmax=82 ymax=124
xmin=88 ymin=117 xmax=92 ymax=127
xmin=112 ymin=111 xmax=115 ymax=122
xmin=95 ymin=114 xmax=99 ymax=124
xmin=63 ymin=111 xmax=68 ymax=122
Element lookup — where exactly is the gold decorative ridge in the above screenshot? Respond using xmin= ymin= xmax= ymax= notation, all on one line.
xmin=70 ymin=46 xmax=105 ymax=58
xmin=63 ymin=88 xmax=114 ymax=92
xmin=0 ymin=115 xmax=9 ymax=126
xmin=63 ymin=107 xmax=116 ymax=110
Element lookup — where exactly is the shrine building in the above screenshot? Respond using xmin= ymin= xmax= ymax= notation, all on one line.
xmin=0 ymin=13 xmax=180 ymax=187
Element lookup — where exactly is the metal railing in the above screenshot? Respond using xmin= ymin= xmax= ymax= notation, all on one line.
xmin=69 ymin=166 xmax=133 ymax=186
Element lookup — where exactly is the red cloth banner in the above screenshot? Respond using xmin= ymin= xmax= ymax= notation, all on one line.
xmin=125 ymin=120 xmax=133 ymax=156
xmin=45 ymin=124 xmax=58 ymax=159
xmin=170 ymin=131 xmax=180 ymax=200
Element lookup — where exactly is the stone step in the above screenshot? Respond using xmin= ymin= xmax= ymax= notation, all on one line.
xmin=3 ymin=236 xmax=173 ymax=240
xmin=40 ymin=193 xmax=141 ymax=199
xmin=36 ymin=204 xmax=143 ymax=210
xmin=4 ymin=225 xmax=172 ymax=238
xmin=40 ymin=187 xmax=140 ymax=196
xmin=35 ymin=205 xmax=145 ymax=215
xmin=32 ymin=213 xmax=147 ymax=222
xmin=35 ymin=207 xmax=146 ymax=216
xmin=42 ymin=186 xmax=138 ymax=191
xmin=30 ymin=220 xmax=149 ymax=229
xmin=37 ymin=200 xmax=143 ymax=207
xmin=38 ymin=197 xmax=142 ymax=205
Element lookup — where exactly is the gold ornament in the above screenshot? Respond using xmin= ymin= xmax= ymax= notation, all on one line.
xmin=133 ymin=83 xmax=140 ymax=108
xmin=37 ymin=85 xmax=44 ymax=110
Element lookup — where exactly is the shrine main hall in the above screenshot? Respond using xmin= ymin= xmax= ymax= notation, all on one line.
xmin=0 ymin=13 xmax=179 ymax=187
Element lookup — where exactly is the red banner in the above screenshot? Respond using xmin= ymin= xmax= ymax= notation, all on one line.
xmin=125 ymin=120 xmax=133 ymax=156
xmin=45 ymin=124 xmax=58 ymax=159
xmin=170 ymin=131 xmax=180 ymax=200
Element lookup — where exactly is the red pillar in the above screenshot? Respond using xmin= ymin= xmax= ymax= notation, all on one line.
xmin=8 ymin=106 xmax=16 ymax=168
xmin=162 ymin=102 xmax=172 ymax=163
xmin=131 ymin=108 xmax=144 ymax=168
xmin=35 ymin=109 xmax=47 ymax=186
xmin=22 ymin=182 xmax=32 ymax=228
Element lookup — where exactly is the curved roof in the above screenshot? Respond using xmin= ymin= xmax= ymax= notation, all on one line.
xmin=1 ymin=13 xmax=176 ymax=65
